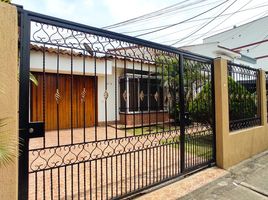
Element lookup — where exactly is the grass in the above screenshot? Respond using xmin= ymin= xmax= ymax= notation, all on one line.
xmin=125 ymin=124 xmax=213 ymax=159
xmin=185 ymin=134 xmax=213 ymax=158
xmin=126 ymin=124 xmax=177 ymax=136
xmin=161 ymin=133 xmax=213 ymax=159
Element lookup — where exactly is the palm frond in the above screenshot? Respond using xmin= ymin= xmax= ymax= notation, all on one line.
xmin=30 ymin=72 xmax=38 ymax=86
xmin=0 ymin=118 xmax=18 ymax=167
xmin=18 ymin=72 xmax=38 ymax=86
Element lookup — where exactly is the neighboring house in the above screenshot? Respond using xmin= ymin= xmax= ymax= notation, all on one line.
xmin=181 ymin=42 xmax=257 ymax=67
xmin=30 ymin=45 xmax=169 ymax=130
xmin=181 ymin=15 xmax=268 ymax=70
xmin=204 ymin=15 xmax=268 ymax=70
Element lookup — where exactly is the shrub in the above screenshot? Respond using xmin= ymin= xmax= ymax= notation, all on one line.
xmin=189 ymin=77 xmax=257 ymax=124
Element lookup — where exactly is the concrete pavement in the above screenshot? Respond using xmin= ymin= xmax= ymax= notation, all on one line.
xmin=180 ymin=150 xmax=268 ymax=200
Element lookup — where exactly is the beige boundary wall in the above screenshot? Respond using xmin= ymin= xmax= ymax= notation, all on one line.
xmin=214 ymin=58 xmax=268 ymax=169
xmin=0 ymin=2 xmax=18 ymax=200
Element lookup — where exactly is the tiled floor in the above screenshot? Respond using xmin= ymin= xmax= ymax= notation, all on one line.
xmin=28 ymin=127 xmax=182 ymax=200
xmin=136 ymin=167 xmax=228 ymax=200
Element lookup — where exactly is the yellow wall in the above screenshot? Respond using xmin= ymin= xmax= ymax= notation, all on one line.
xmin=0 ymin=2 xmax=18 ymax=200
xmin=214 ymin=58 xmax=268 ymax=169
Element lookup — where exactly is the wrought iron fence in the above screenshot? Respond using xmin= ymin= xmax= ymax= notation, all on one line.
xmin=18 ymin=8 xmax=215 ymax=200
xmin=227 ymin=63 xmax=260 ymax=131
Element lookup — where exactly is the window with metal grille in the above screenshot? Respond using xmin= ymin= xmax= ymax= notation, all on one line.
xmin=119 ymin=77 xmax=164 ymax=112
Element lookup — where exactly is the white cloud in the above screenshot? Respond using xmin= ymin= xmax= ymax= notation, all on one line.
xmin=83 ymin=0 xmax=93 ymax=7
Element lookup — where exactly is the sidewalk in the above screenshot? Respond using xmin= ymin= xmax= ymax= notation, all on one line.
xmin=180 ymin=150 xmax=268 ymax=200
xmin=135 ymin=150 xmax=268 ymax=200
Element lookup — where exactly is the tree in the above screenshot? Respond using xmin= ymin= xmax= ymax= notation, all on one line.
xmin=156 ymin=55 xmax=209 ymax=124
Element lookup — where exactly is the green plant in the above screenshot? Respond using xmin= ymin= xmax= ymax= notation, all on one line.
xmin=156 ymin=56 xmax=209 ymax=124
xmin=188 ymin=82 xmax=213 ymax=124
xmin=228 ymin=78 xmax=257 ymax=120
xmin=0 ymin=76 xmax=17 ymax=166
xmin=0 ymin=72 xmax=37 ymax=166
xmin=189 ymin=77 xmax=257 ymax=124
xmin=161 ymin=133 xmax=213 ymax=159
xmin=156 ymin=56 xmax=179 ymax=122
xmin=30 ymin=72 xmax=38 ymax=86
xmin=0 ymin=118 xmax=17 ymax=166
xmin=18 ymin=72 xmax=38 ymax=86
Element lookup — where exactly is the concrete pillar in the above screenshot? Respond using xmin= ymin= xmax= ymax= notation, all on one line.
xmin=0 ymin=2 xmax=18 ymax=200
xmin=214 ymin=58 xmax=268 ymax=169
xmin=259 ymin=70 xmax=267 ymax=126
xmin=213 ymin=58 xmax=229 ymax=169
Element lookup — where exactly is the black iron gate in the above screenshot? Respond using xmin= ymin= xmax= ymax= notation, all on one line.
xmin=18 ymin=7 xmax=215 ymax=200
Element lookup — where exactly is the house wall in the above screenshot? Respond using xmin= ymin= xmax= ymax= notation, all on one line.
xmin=30 ymin=51 xmax=113 ymax=75
xmin=204 ymin=16 xmax=268 ymax=70
xmin=97 ymin=61 xmax=154 ymax=123
xmin=253 ymin=57 xmax=268 ymax=70
xmin=97 ymin=67 xmax=123 ymax=122
xmin=30 ymin=51 xmax=153 ymax=124
xmin=182 ymin=43 xmax=228 ymax=59
xmin=182 ymin=43 xmax=256 ymax=67
xmin=0 ymin=2 xmax=18 ymax=200
xmin=120 ymin=111 xmax=170 ymax=126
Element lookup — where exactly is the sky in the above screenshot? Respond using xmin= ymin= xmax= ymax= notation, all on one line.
xmin=12 ymin=0 xmax=268 ymax=47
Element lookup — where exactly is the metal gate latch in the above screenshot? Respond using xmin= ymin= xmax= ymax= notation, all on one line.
xmin=28 ymin=122 xmax=45 ymax=138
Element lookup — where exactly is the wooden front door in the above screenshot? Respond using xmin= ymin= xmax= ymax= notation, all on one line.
xmin=30 ymin=72 xmax=97 ymax=130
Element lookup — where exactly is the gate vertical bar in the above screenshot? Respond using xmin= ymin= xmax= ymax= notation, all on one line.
xmin=18 ymin=9 xmax=30 ymax=200
xmin=179 ymin=54 xmax=185 ymax=173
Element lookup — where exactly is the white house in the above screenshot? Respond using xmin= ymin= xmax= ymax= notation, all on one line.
xmin=30 ymin=45 xmax=169 ymax=130
xmin=181 ymin=42 xmax=256 ymax=67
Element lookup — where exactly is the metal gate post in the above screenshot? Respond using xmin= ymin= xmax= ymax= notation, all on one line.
xmin=18 ymin=8 xmax=31 ymax=200
xmin=179 ymin=54 xmax=185 ymax=173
